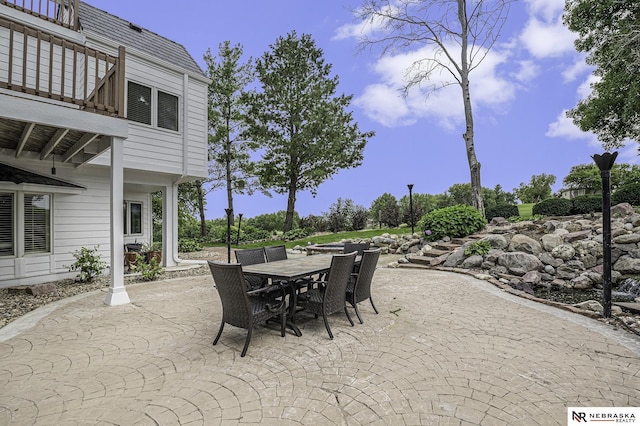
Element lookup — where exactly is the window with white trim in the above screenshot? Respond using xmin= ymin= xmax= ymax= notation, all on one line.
xmin=123 ymin=201 xmax=142 ymax=235
xmin=24 ymin=194 xmax=51 ymax=254
xmin=127 ymin=82 xmax=180 ymax=131
xmin=0 ymin=193 xmax=14 ymax=256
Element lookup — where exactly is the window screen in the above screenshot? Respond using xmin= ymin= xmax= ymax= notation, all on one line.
xmin=158 ymin=91 xmax=179 ymax=131
xmin=127 ymin=82 xmax=152 ymax=125
xmin=0 ymin=193 xmax=13 ymax=256
xmin=24 ymin=194 xmax=50 ymax=254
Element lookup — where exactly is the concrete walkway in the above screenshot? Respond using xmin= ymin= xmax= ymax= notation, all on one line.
xmin=0 ymin=268 xmax=639 ymax=425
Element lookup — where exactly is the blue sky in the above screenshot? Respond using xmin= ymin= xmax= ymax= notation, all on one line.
xmin=85 ymin=0 xmax=638 ymax=220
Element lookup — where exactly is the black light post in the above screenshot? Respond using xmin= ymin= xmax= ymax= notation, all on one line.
xmin=407 ymin=184 xmax=415 ymax=235
xmin=225 ymin=208 xmax=232 ymax=263
xmin=593 ymin=151 xmax=617 ymax=318
xmin=236 ymin=213 xmax=243 ymax=245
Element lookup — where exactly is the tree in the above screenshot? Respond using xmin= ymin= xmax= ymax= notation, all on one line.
xmin=514 ymin=174 xmax=556 ymax=204
xmin=355 ymin=0 xmax=515 ymax=217
xmin=370 ymin=193 xmax=400 ymax=227
xmin=205 ymin=41 xmax=261 ymax=227
xmin=564 ymin=1 xmax=640 ymax=149
xmin=563 ymin=163 xmax=640 ymax=193
xmin=243 ymin=32 xmax=375 ymax=232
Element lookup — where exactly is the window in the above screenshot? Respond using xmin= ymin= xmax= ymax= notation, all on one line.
xmin=127 ymin=82 xmax=152 ymax=125
xmin=0 ymin=193 xmax=13 ymax=256
xmin=124 ymin=201 xmax=142 ymax=235
xmin=126 ymin=82 xmax=180 ymax=131
xmin=158 ymin=91 xmax=179 ymax=131
xmin=24 ymin=194 xmax=51 ymax=254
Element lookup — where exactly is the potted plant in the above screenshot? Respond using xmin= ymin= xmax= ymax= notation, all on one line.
xmin=143 ymin=241 xmax=162 ymax=264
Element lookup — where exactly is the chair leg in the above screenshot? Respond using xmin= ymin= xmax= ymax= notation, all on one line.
xmin=322 ymin=315 xmax=334 ymax=340
xmin=280 ymin=308 xmax=286 ymax=337
xmin=213 ymin=322 xmax=225 ymax=345
xmin=241 ymin=328 xmax=253 ymax=357
xmin=370 ymin=297 xmax=379 ymax=314
xmin=344 ymin=306 xmax=354 ymax=326
xmin=354 ymin=303 xmax=364 ymax=324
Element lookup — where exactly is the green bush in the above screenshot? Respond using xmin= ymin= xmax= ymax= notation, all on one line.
xmin=612 ymin=182 xmax=640 ymax=206
xmin=485 ymin=204 xmax=519 ymax=220
xmin=532 ymin=198 xmax=573 ymax=216
xmin=571 ymin=195 xmax=602 ymax=214
xmin=464 ymin=240 xmax=492 ymax=256
xmin=66 ymin=246 xmax=107 ymax=283
xmin=132 ymin=253 xmax=163 ymax=281
xmin=283 ymin=228 xmax=309 ymax=241
xmin=178 ymin=239 xmax=202 ymax=252
xmin=417 ymin=205 xmax=486 ymax=241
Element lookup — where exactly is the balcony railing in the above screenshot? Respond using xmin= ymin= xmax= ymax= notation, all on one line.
xmin=0 ymin=0 xmax=79 ymax=30
xmin=0 ymin=15 xmax=125 ymax=117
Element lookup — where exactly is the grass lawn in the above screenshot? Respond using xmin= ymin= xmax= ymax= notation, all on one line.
xmin=518 ymin=203 xmax=534 ymax=218
xmin=205 ymin=227 xmax=409 ymax=250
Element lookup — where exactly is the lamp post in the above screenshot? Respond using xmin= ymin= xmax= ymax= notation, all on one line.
xmin=592 ymin=151 xmax=617 ymax=318
xmin=224 ymin=208 xmax=232 ymax=263
xmin=236 ymin=213 xmax=243 ymax=245
xmin=407 ymin=184 xmax=415 ymax=235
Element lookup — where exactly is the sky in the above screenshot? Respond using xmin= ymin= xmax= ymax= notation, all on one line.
xmin=84 ymin=0 xmax=639 ymax=220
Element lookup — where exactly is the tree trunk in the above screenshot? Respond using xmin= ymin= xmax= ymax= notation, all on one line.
xmin=284 ymin=183 xmax=297 ymax=232
xmin=459 ymin=0 xmax=485 ymax=217
xmin=196 ymin=181 xmax=207 ymax=238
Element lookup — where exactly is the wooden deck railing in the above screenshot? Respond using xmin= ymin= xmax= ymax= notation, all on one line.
xmin=0 ymin=16 xmax=125 ymax=117
xmin=0 ymin=0 xmax=79 ymax=30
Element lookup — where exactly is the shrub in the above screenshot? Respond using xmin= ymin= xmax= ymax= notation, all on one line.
xmin=178 ymin=239 xmax=202 ymax=252
xmin=532 ymin=198 xmax=573 ymax=216
xmin=417 ymin=205 xmax=486 ymax=241
xmin=571 ymin=195 xmax=602 ymax=214
xmin=485 ymin=204 xmax=519 ymax=220
xmin=66 ymin=246 xmax=107 ymax=283
xmin=464 ymin=240 xmax=492 ymax=256
xmin=612 ymin=182 xmax=640 ymax=206
xmin=283 ymin=228 xmax=309 ymax=241
xmin=132 ymin=254 xmax=163 ymax=281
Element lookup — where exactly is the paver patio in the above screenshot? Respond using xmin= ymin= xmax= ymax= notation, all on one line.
xmin=0 ymin=268 xmax=639 ymax=425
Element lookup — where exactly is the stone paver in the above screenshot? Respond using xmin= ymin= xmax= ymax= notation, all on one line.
xmin=0 ymin=268 xmax=639 ymax=425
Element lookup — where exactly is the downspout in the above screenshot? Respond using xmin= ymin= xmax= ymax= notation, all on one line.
xmin=171 ymin=72 xmax=190 ymax=265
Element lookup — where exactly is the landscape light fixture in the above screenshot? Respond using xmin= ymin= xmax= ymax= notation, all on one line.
xmin=225 ymin=208 xmax=233 ymax=263
xmin=236 ymin=213 xmax=243 ymax=245
xmin=407 ymin=184 xmax=415 ymax=235
xmin=592 ymin=151 xmax=618 ymax=318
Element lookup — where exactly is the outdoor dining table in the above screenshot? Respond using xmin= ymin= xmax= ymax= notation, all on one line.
xmin=241 ymin=254 xmax=360 ymax=336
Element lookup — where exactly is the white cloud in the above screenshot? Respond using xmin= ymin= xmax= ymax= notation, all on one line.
xmin=519 ymin=17 xmax=576 ymax=59
xmin=353 ymin=84 xmax=414 ymax=127
xmin=546 ymin=109 xmax=599 ymax=146
xmin=524 ymin=0 xmax=565 ymax=22
xmin=561 ymin=59 xmax=591 ymax=83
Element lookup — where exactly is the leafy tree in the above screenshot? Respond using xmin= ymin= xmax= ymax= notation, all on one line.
xmin=563 ymin=163 xmax=640 ymax=193
xmin=399 ymin=193 xmax=438 ymax=225
xmin=355 ymin=0 xmax=515 ymax=217
xmin=440 ymin=183 xmax=516 ymax=210
xmin=370 ymin=193 xmax=400 ymax=227
xmin=325 ymin=198 xmax=368 ymax=232
xmin=514 ymin=174 xmax=556 ymax=203
xmin=205 ymin=41 xmax=261 ymax=227
xmin=243 ymin=32 xmax=374 ymax=231
xmin=564 ymin=0 xmax=640 ymax=149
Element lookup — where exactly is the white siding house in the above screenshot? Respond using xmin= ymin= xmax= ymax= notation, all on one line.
xmin=0 ymin=1 xmax=209 ymax=305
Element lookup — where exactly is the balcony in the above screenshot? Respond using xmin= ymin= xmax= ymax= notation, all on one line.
xmin=0 ymin=0 xmax=126 ymax=166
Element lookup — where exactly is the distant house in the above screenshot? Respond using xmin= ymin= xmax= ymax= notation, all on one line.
xmin=558 ymin=188 xmax=598 ymax=199
xmin=0 ymin=0 xmax=209 ymax=305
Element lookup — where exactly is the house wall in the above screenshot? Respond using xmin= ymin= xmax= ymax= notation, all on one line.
xmin=85 ymin=35 xmax=209 ymax=180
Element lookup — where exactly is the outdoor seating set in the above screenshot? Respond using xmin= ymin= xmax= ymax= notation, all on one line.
xmin=207 ymin=243 xmax=380 ymax=357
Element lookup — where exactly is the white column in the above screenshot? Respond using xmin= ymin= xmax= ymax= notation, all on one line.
xmin=105 ymin=136 xmax=130 ymax=306
xmin=162 ymin=183 xmax=179 ymax=267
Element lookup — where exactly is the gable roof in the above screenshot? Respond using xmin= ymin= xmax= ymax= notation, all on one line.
xmin=78 ymin=2 xmax=205 ymax=77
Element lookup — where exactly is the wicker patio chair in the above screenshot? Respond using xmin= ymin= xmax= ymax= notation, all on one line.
xmin=297 ymin=251 xmax=357 ymax=339
xmin=208 ymin=261 xmax=286 ymax=357
xmin=346 ymin=248 xmax=381 ymax=324
xmin=234 ymin=247 xmax=268 ymax=291
xmin=343 ymin=241 xmax=370 ymax=273
xmin=264 ymin=245 xmax=287 ymax=262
